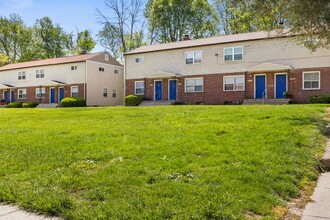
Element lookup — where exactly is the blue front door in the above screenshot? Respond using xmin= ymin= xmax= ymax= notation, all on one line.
xmin=3 ymin=91 xmax=8 ymax=103
xmin=276 ymin=74 xmax=287 ymax=98
xmin=10 ymin=90 xmax=15 ymax=102
xmin=50 ymin=88 xmax=55 ymax=103
xmin=59 ymin=88 xmax=64 ymax=102
xmin=155 ymin=81 xmax=162 ymax=101
xmin=255 ymin=75 xmax=266 ymax=99
xmin=169 ymin=80 xmax=177 ymax=101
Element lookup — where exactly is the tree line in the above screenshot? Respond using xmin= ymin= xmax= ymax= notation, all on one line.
xmin=1 ymin=0 xmax=329 ymax=66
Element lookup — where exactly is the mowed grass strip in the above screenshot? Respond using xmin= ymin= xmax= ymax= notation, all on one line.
xmin=0 ymin=105 xmax=328 ymax=219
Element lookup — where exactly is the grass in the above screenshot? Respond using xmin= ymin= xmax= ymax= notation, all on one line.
xmin=0 ymin=105 xmax=328 ymax=219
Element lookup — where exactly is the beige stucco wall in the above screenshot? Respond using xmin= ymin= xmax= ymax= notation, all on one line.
xmin=86 ymin=61 xmax=124 ymax=106
xmin=125 ymin=37 xmax=330 ymax=80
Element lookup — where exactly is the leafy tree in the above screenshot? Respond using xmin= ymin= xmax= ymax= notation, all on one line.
xmin=76 ymin=30 xmax=96 ymax=54
xmin=0 ymin=54 xmax=9 ymax=67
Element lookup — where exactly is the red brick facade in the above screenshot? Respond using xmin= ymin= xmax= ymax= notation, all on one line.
xmin=126 ymin=67 xmax=330 ymax=104
xmin=0 ymin=83 xmax=85 ymax=104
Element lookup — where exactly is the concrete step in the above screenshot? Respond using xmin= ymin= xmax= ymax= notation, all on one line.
xmin=243 ymin=99 xmax=290 ymax=105
xmin=140 ymin=101 xmax=172 ymax=106
xmin=36 ymin=103 xmax=58 ymax=108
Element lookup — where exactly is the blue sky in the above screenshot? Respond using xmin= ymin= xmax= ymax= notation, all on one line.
xmin=0 ymin=0 xmax=112 ymax=52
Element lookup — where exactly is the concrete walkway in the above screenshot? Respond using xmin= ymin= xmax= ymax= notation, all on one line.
xmin=0 ymin=205 xmax=60 ymax=220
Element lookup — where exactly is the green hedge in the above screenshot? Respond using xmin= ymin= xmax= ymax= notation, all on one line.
xmin=308 ymin=95 xmax=330 ymax=104
xmin=61 ymin=97 xmax=86 ymax=107
xmin=125 ymin=95 xmax=142 ymax=106
xmin=6 ymin=101 xmax=39 ymax=108
xmin=6 ymin=102 xmax=23 ymax=108
xmin=22 ymin=102 xmax=39 ymax=108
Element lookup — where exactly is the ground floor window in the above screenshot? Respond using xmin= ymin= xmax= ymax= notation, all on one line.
xmin=303 ymin=71 xmax=320 ymax=90
xmin=71 ymin=86 xmax=79 ymax=97
xmin=112 ymin=89 xmax=117 ymax=98
xmin=135 ymin=81 xmax=144 ymax=95
xmin=223 ymin=75 xmax=245 ymax=91
xmin=103 ymin=88 xmax=108 ymax=97
xmin=185 ymin=78 xmax=203 ymax=93
xmin=18 ymin=89 xmax=27 ymax=99
xmin=36 ymin=88 xmax=45 ymax=99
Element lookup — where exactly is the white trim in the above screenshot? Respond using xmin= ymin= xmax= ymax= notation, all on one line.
xmin=302 ymin=71 xmax=320 ymax=90
xmin=17 ymin=89 xmax=27 ymax=100
xmin=154 ymin=80 xmax=163 ymax=101
xmin=2 ymin=90 xmax=6 ymax=100
xmin=135 ymin=57 xmax=144 ymax=64
xmin=134 ymin=80 xmax=145 ymax=95
xmin=86 ymin=60 xmax=124 ymax=69
xmin=254 ymin=74 xmax=267 ymax=99
xmin=223 ymin=46 xmax=244 ymax=61
xmin=184 ymin=77 xmax=204 ymax=93
xmin=49 ymin=87 xmax=55 ymax=103
xmin=274 ymin=73 xmax=288 ymax=98
xmin=112 ymin=88 xmax=117 ymax=98
xmin=223 ymin=75 xmax=245 ymax=91
xmin=71 ymin=86 xmax=79 ymax=97
xmin=35 ymin=87 xmax=46 ymax=99
xmin=184 ymin=51 xmax=203 ymax=64
xmin=168 ymin=79 xmax=178 ymax=101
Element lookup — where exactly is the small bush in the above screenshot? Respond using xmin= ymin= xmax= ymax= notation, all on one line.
xmin=308 ymin=95 xmax=330 ymax=104
xmin=6 ymin=102 xmax=23 ymax=108
xmin=61 ymin=97 xmax=86 ymax=107
xmin=125 ymin=95 xmax=142 ymax=106
xmin=22 ymin=102 xmax=39 ymax=108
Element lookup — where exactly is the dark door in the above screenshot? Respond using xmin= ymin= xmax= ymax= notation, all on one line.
xmin=3 ymin=91 xmax=8 ymax=103
xmin=155 ymin=81 xmax=162 ymax=101
xmin=59 ymin=88 xmax=65 ymax=102
xmin=275 ymin=74 xmax=287 ymax=98
xmin=169 ymin=80 xmax=177 ymax=101
xmin=255 ymin=75 xmax=266 ymax=99
xmin=50 ymin=88 xmax=55 ymax=103
xmin=10 ymin=90 xmax=15 ymax=102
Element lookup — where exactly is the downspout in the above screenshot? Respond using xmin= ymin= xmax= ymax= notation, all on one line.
xmin=124 ymin=54 xmax=127 ymax=103
xmin=84 ymin=61 xmax=87 ymax=102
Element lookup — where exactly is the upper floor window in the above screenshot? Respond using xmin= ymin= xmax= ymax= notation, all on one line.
xmin=71 ymin=66 xmax=77 ymax=71
xmin=303 ymin=71 xmax=320 ymax=90
xmin=135 ymin=81 xmax=144 ymax=95
xmin=185 ymin=78 xmax=203 ymax=93
xmin=99 ymin=67 xmax=105 ymax=72
xmin=103 ymin=88 xmax=108 ymax=97
xmin=36 ymin=88 xmax=45 ymax=99
xmin=135 ymin=57 xmax=143 ymax=63
xmin=114 ymin=69 xmax=119 ymax=74
xmin=18 ymin=71 xmax=26 ymax=80
xmin=224 ymin=46 xmax=243 ymax=61
xmin=36 ymin=69 xmax=45 ymax=78
xmin=224 ymin=75 xmax=245 ymax=91
xmin=105 ymin=54 xmax=109 ymax=61
xmin=71 ymin=86 xmax=79 ymax=97
xmin=18 ymin=89 xmax=27 ymax=99
xmin=185 ymin=51 xmax=202 ymax=64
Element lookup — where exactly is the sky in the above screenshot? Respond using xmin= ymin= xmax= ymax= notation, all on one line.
xmin=0 ymin=0 xmax=112 ymax=52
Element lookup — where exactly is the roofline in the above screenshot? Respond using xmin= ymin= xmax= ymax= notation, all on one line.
xmin=0 ymin=61 xmax=87 ymax=72
xmin=125 ymin=34 xmax=295 ymax=56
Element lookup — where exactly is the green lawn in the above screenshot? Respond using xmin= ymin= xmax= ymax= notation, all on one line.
xmin=0 ymin=105 xmax=328 ymax=219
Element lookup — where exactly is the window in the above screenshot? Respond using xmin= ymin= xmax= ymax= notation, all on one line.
xmin=103 ymin=88 xmax=108 ymax=97
xmin=71 ymin=86 xmax=79 ymax=97
xmin=303 ymin=71 xmax=320 ymax=90
xmin=105 ymin=54 xmax=109 ymax=61
xmin=224 ymin=46 xmax=243 ymax=61
xmin=224 ymin=75 xmax=245 ymax=91
xmin=185 ymin=51 xmax=203 ymax=64
xmin=18 ymin=71 xmax=26 ymax=80
xmin=71 ymin=66 xmax=77 ymax=71
xmin=114 ymin=69 xmax=119 ymax=74
xmin=185 ymin=78 xmax=203 ymax=93
xmin=35 ymin=88 xmax=45 ymax=99
xmin=135 ymin=57 xmax=143 ymax=63
xmin=135 ymin=81 xmax=144 ymax=95
xmin=18 ymin=89 xmax=27 ymax=99
xmin=112 ymin=89 xmax=117 ymax=98
xmin=99 ymin=67 xmax=105 ymax=72
xmin=36 ymin=70 xmax=45 ymax=78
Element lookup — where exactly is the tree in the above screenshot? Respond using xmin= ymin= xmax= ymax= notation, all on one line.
xmin=97 ymin=0 xmax=146 ymax=58
xmin=76 ymin=30 xmax=96 ymax=54
xmin=145 ymin=0 xmax=218 ymax=43
xmin=0 ymin=54 xmax=9 ymax=67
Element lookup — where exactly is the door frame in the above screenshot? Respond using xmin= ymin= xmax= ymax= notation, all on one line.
xmin=3 ymin=90 xmax=8 ymax=102
xmin=168 ymin=79 xmax=178 ymax=101
xmin=254 ymin=74 xmax=267 ymax=99
xmin=58 ymin=87 xmax=65 ymax=102
xmin=49 ymin=87 xmax=55 ymax=103
xmin=154 ymin=80 xmax=163 ymax=101
xmin=10 ymin=89 xmax=15 ymax=102
xmin=274 ymin=73 xmax=288 ymax=98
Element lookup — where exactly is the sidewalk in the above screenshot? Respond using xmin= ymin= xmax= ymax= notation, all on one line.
xmin=0 ymin=205 xmax=60 ymax=220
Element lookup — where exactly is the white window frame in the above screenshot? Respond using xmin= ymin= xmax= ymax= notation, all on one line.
xmin=36 ymin=69 xmax=45 ymax=78
xmin=35 ymin=88 xmax=45 ymax=99
xmin=18 ymin=71 xmax=26 ymax=80
xmin=99 ymin=67 xmax=105 ymax=72
xmin=71 ymin=66 xmax=77 ymax=71
xmin=135 ymin=81 xmax=145 ymax=95
xmin=185 ymin=51 xmax=203 ymax=64
xmin=112 ymin=89 xmax=117 ymax=98
xmin=71 ymin=86 xmax=79 ymax=97
xmin=303 ymin=71 xmax=320 ymax=90
xmin=114 ymin=69 xmax=119 ymax=74
xmin=185 ymin=77 xmax=204 ymax=93
xmin=135 ymin=57 xmax=144 ymax=64
xmin=223 ymin=75 xmax=245 ymax=91
xmin=18 ymin=89 xmax=27 ymax=99
xmin=103 ymin=88 xmax=108 ymax=97
xmin=223 ymin=46 xmax=243 ymax=61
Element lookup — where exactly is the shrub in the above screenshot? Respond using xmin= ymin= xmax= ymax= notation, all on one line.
xmin=308 ymin=95 xmax=330 ymax=104
xmin=6 ymin=102 xmax=23 ymax=108
xmin=22 ymin=102 xmax=39 ymax=108
xmin=125 ymin=95 xmax=142 ymax=106
xmin=61 ymin=97 xmax=86 ymax=107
